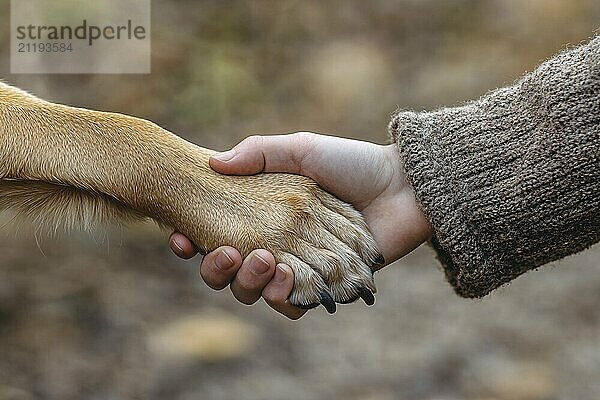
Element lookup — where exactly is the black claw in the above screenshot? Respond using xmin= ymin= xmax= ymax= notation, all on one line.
xmin=296 ymin=302 xmax=319 ymax=310
xmin=358 ymin=287 xmax=375 ymax=306
xmin=374 ymin=254 xmax=385 ymax=265
xmin=319 ymin=291 xmax=337 ymax=314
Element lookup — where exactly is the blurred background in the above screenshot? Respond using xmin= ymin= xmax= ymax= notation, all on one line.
xmin=1 ymin=1 xmax=599 ymax=399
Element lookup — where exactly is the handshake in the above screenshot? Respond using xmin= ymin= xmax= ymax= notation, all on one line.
xmin=169 ymin=132 xmax=432 ymax=319
xmin=1 ymin=82 xmax=431 ymax=320
xmin=5 ymin=27 xmax=598 ymax=321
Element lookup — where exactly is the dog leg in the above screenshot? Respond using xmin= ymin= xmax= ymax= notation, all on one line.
xmin=0 ymin=82 xmax=381 ymax=311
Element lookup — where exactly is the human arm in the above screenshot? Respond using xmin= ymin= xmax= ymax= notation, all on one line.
xmin=173 ymin=35 xmax=600 ymax=312
xmin=389 ymin=35 xmax=600 ymax=297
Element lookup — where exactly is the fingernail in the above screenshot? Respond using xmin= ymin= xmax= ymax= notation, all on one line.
xmin=213 ymin=149 xmax=236 ymax=162
xmin=215 ymin=250 xmax=234 ymax=271
xmin=171 ymin=238 xmax=184 ymax=254
xmin=274 ymin=264 xmax=287 ymax=283
xmin=250 ymin=253 xmax=270 ymax=275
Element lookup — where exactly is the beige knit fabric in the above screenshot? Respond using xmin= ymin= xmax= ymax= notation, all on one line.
xmin=389 ymin=35 xmax=600 ymax=298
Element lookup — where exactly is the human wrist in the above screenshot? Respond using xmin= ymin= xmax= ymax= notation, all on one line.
xmin=383 ymin=143 xmax=433 ymax=252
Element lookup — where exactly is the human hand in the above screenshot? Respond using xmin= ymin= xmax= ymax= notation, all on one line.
xmin=171 ymin=132 xmax=432 ymax=318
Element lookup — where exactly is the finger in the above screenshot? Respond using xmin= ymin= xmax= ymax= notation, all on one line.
xmin=199 ymin=247 xmax=243 ymax=290
xmin=262 ymin=264 xmax=307 ymax=320
xmin=170 ymin=232 xmax=198 ymax=259
xmin=209 ymin=133 xmax=316 ymax=176
xmin=230 ymin=250 xmax=276 ymax=305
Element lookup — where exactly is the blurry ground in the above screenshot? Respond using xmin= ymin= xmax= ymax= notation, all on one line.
xmin=0 ymin=1 xmax=599 ymax=399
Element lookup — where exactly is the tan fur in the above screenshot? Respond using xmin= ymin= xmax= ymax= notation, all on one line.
xmin=0 ymin=82 xmax=380 ymax=307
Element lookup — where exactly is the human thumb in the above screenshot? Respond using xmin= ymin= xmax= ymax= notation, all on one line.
xmin=209 ymin=134 xmax=307 ymax=176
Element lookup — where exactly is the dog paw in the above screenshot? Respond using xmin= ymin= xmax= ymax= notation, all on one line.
xmin=271 ymin=188 xmax=383 ymax=313
xmin=191 ymin=173 xmax=383 ymax=313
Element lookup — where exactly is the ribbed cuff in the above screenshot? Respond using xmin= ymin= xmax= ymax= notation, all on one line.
xmin=388 ymin=36 xmax=600 ymax=297
xmin=389 ymin=108 xmax=496 ymax=297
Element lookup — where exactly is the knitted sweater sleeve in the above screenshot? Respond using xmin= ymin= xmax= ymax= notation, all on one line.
xmin=389 ymin=35 xmax=600 ymax=298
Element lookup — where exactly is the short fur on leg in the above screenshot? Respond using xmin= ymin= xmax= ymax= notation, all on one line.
xmin=0 ymin=82 xmax=381 ymax=311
